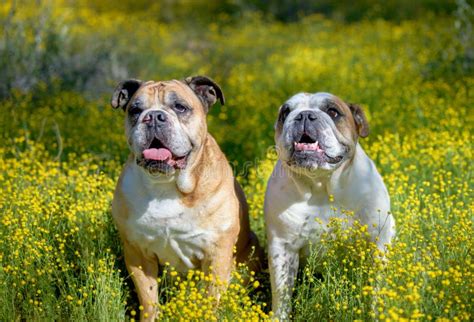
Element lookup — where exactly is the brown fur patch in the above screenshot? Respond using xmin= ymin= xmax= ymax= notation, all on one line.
xmin=331 ymin=97 xmax=368 ymax=141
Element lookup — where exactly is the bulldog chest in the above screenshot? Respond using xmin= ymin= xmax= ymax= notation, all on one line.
xmin=124 ymin=185 xmax=216 ymax=273
xmin=276 ymin=199 xmax=352 ymax=250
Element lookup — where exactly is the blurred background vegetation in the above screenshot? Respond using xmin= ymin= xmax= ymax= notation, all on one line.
xmin=1 ymin=0 xmax=472 ymax=167
xmin=1 ymin=0 xmax=469 ymax=97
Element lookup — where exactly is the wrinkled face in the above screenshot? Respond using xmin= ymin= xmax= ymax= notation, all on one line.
xmin=275 ymin=92 xmax=367 ymax=173
xmin=125 ymin=81 xmax=207 ymax=175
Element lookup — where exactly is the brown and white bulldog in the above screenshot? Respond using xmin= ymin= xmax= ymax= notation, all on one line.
xmin=265 ymin=92 xmax=395 ymax=320
xmin=110 ymin=76 xmax=263 ymax=321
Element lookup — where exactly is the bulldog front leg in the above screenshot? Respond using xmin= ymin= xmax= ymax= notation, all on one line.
xmin=124 ymin=242 xmax=159 ymax=322
xmin=268 ymin=237 xmax=300 ymax=321
xmin=373 ymin=211 xmax=395 ymax=253
xmin=360 ymin=207 xmax=395 ymax=253
xmin=203 ymin=238 xmax=234 ymax=302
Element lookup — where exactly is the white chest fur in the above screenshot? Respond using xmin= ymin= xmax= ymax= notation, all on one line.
xmin=265 ymin=145 xmax=394 ymax=255
xmin=266 ymin=183 xmax=344 ymax=248
xmin=118 ymin=165 xmax=217 ymax=272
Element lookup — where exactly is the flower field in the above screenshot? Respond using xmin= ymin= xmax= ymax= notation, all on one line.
xmin=0 ymin=1 xmax=472 ymax=321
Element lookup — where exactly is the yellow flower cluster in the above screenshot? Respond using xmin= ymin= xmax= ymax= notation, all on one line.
xmin=157 ymin=265 xmax=269 ymax=321
xmin=0 ymin=137 xmax=126 ymax=320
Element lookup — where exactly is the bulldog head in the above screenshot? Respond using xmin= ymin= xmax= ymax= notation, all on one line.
xmin=274 ymin=92 xmax=369 ymax=173
xmin=111 ymin=76 xmax=224 ymax=175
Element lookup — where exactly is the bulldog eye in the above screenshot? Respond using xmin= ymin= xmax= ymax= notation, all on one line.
xmin=327 ymin=108 xmax=340 ymax=119
xmin=173 ymin=103 xmax=189 ymax=113
xmin=128 ymin=106 xmax=142 ymax=115
xmin=279 ymin=104 xmax=291 ymax=123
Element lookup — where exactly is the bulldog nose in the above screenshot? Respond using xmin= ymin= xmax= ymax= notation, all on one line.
xmin=295 ymin=111 xmax=317 ymax=122
xmin=143 ymin=110 xmax=167 ymax=125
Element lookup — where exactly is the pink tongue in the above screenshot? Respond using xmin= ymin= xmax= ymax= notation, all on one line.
xmin=143 ymin=148 xmax=172 ymax=161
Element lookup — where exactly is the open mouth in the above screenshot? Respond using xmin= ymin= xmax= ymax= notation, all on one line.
xmin=293 ymin=133 xmax=343 ymax=164
xmin=294 ymin=133 xmax=324 ymax=152
xmin=141 ymin=138 xmax=188 ymax=170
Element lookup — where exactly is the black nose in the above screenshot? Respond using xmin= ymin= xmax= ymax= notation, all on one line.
xmin=143 ymin=110 xmax=167 ymax=125
xmin=295 ymin=111 xmax=317 ymax=122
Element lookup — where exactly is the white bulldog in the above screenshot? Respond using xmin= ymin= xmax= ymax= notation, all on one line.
xmin=264 ymin=92 xmax=395 ymax=320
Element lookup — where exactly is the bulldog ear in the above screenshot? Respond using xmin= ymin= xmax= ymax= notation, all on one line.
xmin=185 ymin=75 xmax=225 ymax=111
xmin=111 ymin=79 xmax=143 ymax=110
xmin=348 ymin=103 xmax=369 ymax=138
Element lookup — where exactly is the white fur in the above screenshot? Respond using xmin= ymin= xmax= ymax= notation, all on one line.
xmin=265 ymin=143 xmax=395 ymax=320
xmin=115 ymin=163 xmax=226 ymax=273
xmin=276 ymin=93 xmax=349 ymax=171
